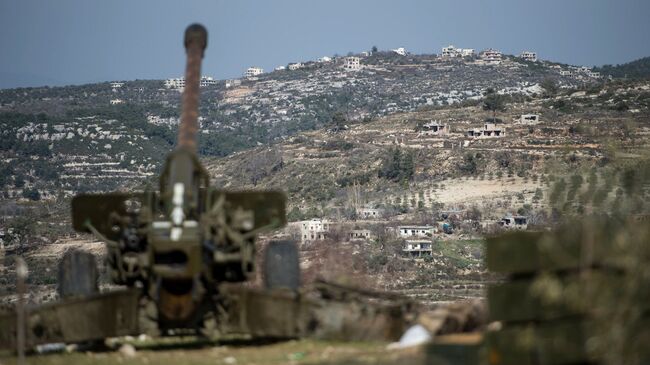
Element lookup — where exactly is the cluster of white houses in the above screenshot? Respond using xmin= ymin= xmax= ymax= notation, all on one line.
xmin=557 ymin=66 xmax=602 ymax=79
xmin=164 ymin=76 xmax=218 ymax=89
xmin=293 ymin=211 xmax=528 ymax=257
xmin=441 ymin=45 xmax=475 ymax=58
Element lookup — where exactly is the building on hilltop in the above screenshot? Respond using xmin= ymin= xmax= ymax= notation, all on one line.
xmin=343 ymin=57 xmax=361 ymax=71
xmin=274 ymin=66 xmax=286 ymax=71
xmin=480 ymin=49 xmax=503 ymax=65
xmin=520 ymin=51 xmax=538 ymax=62
xmin=164 ymin=77 xmax=185 ymax=89
xmin=110 ymin=82 xmax=124 ymax=89
xmin=244 ymin=67 xmax=264 ymax=78
xmin=225 ymin=79 xmax=241 ymax=88
xmin=441 ymin=45 xmax=475 ymax=58
xmin=199 ymin=76 xmax=217 ymax=87
xmin=318 ymin=56 xmax=332 ymax=63
xmin=288 ymin=63 xmax=303 ymax=71
xmin=392 ymin=47 xmax=407 ymax=56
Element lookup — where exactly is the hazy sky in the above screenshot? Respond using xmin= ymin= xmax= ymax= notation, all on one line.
xmin=1 ymin=0 xmax=649 ymax=88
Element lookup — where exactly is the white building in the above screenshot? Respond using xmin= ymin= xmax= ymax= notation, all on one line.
xmin=420 ymin=121 xmax=448 ymax=136
xmin=225 ymin=79 xmax=241 ymax=88
xmin=288 ymin=63 xmax=303 ymax=71
xmin=480 ymin=49 xmax=503 ymax=65
xmin=164 ymin=77 xmax=185 ymax=89
xmin=200 ymin=76 xmax=217 ymax=87
xmin=467 ymin=123 xmax=505 ymax=138
xmin=397 ymin=225 xmax=436 ymax=239
xmin=559 ymin=70 xmax=573 ymax=76
xmin=519 ymin=114 xmax=540 ymax=124
xmin=349 ymin=229 xmax=373 ymax=241
xmin=299 ymin=218 xmax=331 ymax=243
xmin=441 ymin=45 xmax=475 ymax=58
xmin=318 ymin=56 xmax=332 ymax=63
xmin=244 ymin=67 xmax=264 ymax=78
xmin=357 ymin=208 xmax=384 ymax=219
xmin=520 ymin=51 xmax=538 ymax=62
xmin=392 ymin=47 xmax=407 ymax=56
xmin=403 ymin=240 xmax=433 ymax=257
xmin=274 ymin=66 xmax=286 ymax=71
xmin=110 ymin=99 xmax=124 ymax=105
xmin=586 ymin=70 xmax=602 ymax=78
xmin=499 ymin=216 xmax=528 ymax=230
xmin=110 ymin=82 xmax=124 ymax=89
xmin=343 ymin=57 xmax=361 ymax=71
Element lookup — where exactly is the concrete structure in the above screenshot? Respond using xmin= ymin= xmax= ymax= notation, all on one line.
xmin=499 ymin=216 xmax=528 ymax=230
xmin=467 ymin=123 xmax=505 ymax=138
xmin=164 ymin=77 xmax=185 ymax=89
xmin=420 ymin=121 xmax=448 ymax=136
xmin=441 ymin=45 xmax=475 ymax=58
xmin=299 ymin=218 xmax=331 ymax=243
xmin=349 ymin=229 xmax=373 ymax=241
xmin=244 ymin=67 xmax=264 ymax=78
xmin=480 ymin=49 xmax=502 ymax=65
xmin=586 ymin=70 xmax=601 ymax=78
xmin=225 ymin=79 xmax=241 ymax=88
xmin=274 ymin=66 xmax=286 ymax=71
xmin=392 ymin=47 xmax=407 ymax=56
xmin=200 ymin=76 xmax=217 ymax=87
xmin=110 ymin=82 xmax=124 ymax=89
xmin=520 ymin=51 xmax=538 ymax=62
xmin=110 ymin=99 xmax=124 ymax=105
xmin=318 ymin=56 xmax=332 ymax=63
xmin=519 ymin=114 xmax=540 ymax=124
xmin=357 ymin=208 xmax=383 ymax=219
xmin=343 ymin=57 xmax=361 ymax=71
xmin=288 ymin=63 xmax=303 ymax=71
xmin=403 ymin=240 xmax=433 ymax=257
xmin=398 ymin=226 xmax=436 ymax=239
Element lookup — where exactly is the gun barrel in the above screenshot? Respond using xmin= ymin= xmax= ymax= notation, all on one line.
xmin=178 ymin=24 xmax=208 ymax=152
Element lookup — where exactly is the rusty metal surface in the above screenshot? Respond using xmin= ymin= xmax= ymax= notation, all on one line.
xmin=0 ymin=290 xmax=140 ymax=349
xmin=178 ymin=23 xmax=207 ymax=152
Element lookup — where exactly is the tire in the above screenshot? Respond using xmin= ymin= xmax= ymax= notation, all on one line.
xmin=263 ymin=240 xmax=300 ymax=291
xmin=57 ymin=249 xmax=99 ymax=298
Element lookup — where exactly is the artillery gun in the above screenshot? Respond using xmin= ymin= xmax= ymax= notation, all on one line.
xmin=68 ymin=23 xmax=293 ymax=334
xmin=0 ymin=24 xmax=416 ymax=351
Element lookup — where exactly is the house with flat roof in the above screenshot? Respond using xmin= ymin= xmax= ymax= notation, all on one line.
xmin=244 ymin=67 xmax=264 ymax=78
xmin=343 ymin=57 xmax=361 ymax=71
xmin=499 ymin=216 xmax=528 ymax=230
xmin=403 ymin=240 xmax=433 ymax=257
xmin=467 ymin=123 xmax=505 ymax=138
xmin=520 ymin=51 xmax=538 ymax=62
xmin=420 ymin=121 xmax=449 ymax=136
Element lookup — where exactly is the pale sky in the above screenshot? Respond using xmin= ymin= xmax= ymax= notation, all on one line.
xmin=1 ymin=0 xmax=649 ymax=88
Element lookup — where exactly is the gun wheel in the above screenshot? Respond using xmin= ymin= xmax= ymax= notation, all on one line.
xmin=57 ymin=249 xmax=99 ymax=299
xmin=263 ymin=240 xmax=300 ymax=291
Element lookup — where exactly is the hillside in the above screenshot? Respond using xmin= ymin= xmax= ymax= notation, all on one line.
xmin=597 ymin=56 xmax=650 ymax=80
xmin=0 ymin=52 xmax=611 ymax=200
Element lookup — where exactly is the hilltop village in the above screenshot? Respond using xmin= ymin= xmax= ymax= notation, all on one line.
xmin=0 ymin=45 xmax=648 ymax=301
